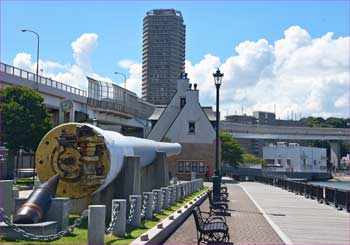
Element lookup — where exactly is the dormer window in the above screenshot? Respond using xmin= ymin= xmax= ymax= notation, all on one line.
xmin=189 ymin=121 xmax=195 ymax=134
xmin=180 ymin=97 xmax=186 ymax=108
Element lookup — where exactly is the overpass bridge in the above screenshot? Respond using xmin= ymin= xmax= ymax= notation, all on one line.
xmin=221 ymin=122 xmax=350 ymax=168
xmin=221 ymin=122 xmax=350 ymax=141
xmin=0 ymin=62 xmax=154 ymax=136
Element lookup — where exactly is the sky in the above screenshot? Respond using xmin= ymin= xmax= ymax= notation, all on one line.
xmin=1 ymin=1 xmax=350 ymax=119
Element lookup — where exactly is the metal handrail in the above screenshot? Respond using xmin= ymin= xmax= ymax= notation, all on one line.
xmin=0 ymin=62 xmax=87 ymax=97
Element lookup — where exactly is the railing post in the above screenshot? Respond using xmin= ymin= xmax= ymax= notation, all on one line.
xmin=346 ymin=191 xmax=350 ymax=213
xmin=144 ymin=192 xmax=154 ymax=220
xmin=88 ymin=205 xmax=105 ymax=245
xmin=161 ymin=187 xmax=170 ymax=209
xmin=112 ymin=199 xmax=126 ymax=238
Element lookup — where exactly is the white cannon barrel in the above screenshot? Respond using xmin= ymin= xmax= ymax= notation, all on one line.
xmin=35 ymin=123 xmax=181 ymax=198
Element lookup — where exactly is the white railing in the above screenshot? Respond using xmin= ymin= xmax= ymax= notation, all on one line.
xmin=0 ymin=62 xmax=87 ymax=97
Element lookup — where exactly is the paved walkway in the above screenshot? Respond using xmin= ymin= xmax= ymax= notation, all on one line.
xmin=165 ymin=183 xmax=284 ymax=244
xmin=240 ymin=182 xmax=350 ymax=244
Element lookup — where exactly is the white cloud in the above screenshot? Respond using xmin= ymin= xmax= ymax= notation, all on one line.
xmin=71 ymin=33 xmax=98 ymax=72
xmin=12 ymin=26 xmax=349 ymax=119
xmin=118 ymin=59 xmax=137 ymax=69
xmin=186 ymin=26 xmax=350 ymax=119
xmin=13 ymin=33 xmax=99 ymax=89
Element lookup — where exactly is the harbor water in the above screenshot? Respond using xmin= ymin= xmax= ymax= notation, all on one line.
xmin=308 ymin=181 xmax=350 ymax=191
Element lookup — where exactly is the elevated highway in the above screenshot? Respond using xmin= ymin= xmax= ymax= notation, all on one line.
xmin=221 ymin=121 xmax=350 ymax=168
xmin=0 ymin=62 xmax=154 ymax=135
xmin=221 ymin=122 xmax=350 ymax=141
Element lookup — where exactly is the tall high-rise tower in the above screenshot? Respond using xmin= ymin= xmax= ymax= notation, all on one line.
xmin=142 ymin=9 xmax=185 ymax=105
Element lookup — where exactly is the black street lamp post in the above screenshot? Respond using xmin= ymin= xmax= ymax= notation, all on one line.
xmin=21 ymin=29 xmax=40 ymax=90
xmin=212 ymin=68 xmax=223 ymax=200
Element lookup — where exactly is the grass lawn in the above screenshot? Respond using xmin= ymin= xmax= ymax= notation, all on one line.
xmin=1 ymin=186 xmax=208 ymax=245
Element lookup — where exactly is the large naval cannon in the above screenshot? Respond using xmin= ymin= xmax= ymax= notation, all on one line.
xmin=35 ymin=123 xmax=181 ymax=199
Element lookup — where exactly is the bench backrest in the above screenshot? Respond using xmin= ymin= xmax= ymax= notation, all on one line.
xmin=192 ymin=206 xmax=205 ymax=231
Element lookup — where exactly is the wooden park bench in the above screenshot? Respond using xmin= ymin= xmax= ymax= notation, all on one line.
xmin=192 ymin=205 xmax=230 ymax=244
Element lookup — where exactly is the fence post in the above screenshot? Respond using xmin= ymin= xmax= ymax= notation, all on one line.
xmin=112 ymin=199 xmax=126 ymax=238
xmin=88 ymin=205 xmax=105 ymax=245
xmin=161 ymin=187 xmax=170 ymax=209
xmin=152 ymin=189 xmax=162 ymax=214
xmin=128 ymin=195 xmax=141 ymax=228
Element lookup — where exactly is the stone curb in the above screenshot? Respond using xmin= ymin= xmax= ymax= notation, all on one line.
xmin=130 ymin=190 xmax=208 ymax=245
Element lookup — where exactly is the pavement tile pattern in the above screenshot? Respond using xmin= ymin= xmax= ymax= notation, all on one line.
xmin=165 ymin=183 xmax=284 ymax=244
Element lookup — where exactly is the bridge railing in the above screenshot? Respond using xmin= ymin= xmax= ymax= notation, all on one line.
xmin=0 ymin=62 xmax=87 ymax=97
xmin=254 ymin=175 xmax=350 ymax=212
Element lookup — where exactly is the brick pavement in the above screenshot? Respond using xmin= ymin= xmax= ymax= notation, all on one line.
xmin=165 ymin=183 xmax=284 ymax=244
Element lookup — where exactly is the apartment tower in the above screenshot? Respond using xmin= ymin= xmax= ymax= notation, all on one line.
xmin=142 ymin=9 xmax=185 ymax=105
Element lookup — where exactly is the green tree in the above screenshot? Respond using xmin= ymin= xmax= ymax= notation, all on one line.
xmin=220 ymin=131 xmax=244 ymax=167
xmin=241 ymin=153 xmax=266 ymax=166
xmin=1 ymin=86 xmax=52 ymax=152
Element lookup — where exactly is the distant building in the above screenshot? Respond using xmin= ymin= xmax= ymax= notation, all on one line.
xmin=142 ymin=9 xmax=186 ymax=105
xmin=263 ymin=142 xmax=328 ymax=174
xmin=222 ymin=111 xmax=304 ymax=156
xmin=224 ymin=114 xmax=256 ymax=124
xmin=147 ymin=75 xmax=219 ymax=180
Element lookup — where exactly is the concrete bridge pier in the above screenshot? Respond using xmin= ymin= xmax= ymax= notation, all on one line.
xmin=329 ymin=141 xmax=340 ymax=169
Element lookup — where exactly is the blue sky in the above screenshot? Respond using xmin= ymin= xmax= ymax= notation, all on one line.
xmin=1 ymin=1 xmax=350 ymax=118
xmin=2 ymin=1 xmax=349 ymax=75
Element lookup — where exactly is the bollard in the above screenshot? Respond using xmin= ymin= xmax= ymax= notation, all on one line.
xmin=191 ymin=172 xmax=196 ymax=180
xmin=186 ymin=182 xmax=190 ymax=196
xmin=128 ymin=195 xmax=142 ymax=227
xmin=183 ymin=183 xmax=187 ymax=198
xmin=0 ymin=180 xmax=13 ymax=217
xmin=176 ymin=185 xmax=182 ymax=202
xmin=88 ymin=205 xmax=105 ymax=245
xmin=152 ymin=189 xmax=162 ymax=214
xmin=143 ymin=192 xmax=154 ymax=220
xmin=169 ymin=187 xmax=175 ymax=205
xmin=12 ymin=188 xmax=19 ymax=215
xmin=161 ymin=187 xmax=170 ymax=209
xmin=112 ymin=199 xmax=126 ymax=238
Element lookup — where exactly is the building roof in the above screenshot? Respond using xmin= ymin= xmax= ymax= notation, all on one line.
xmin=148 ymin=106 xmax=166 ymax=120
xmin=202 ymin=107 xmax=216 ymax=121
xmin=149 ymin=105 xmax=216 ymax=121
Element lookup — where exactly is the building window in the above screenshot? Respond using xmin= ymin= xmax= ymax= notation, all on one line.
xmin=314 ymin=160 xmax=317 ymax=165
xmin=177 ymin=161 xmax=184 ymax=172
xmin=185 ymin=161 xmax=191 ymax=172
xmin=287 ymin=159 xmax=291 ymax=165
xmin=189 ymin=121 xmax=195 ymax=134
xmin=180 ymin=97 xmax=186 ymax=108
xmin=192 ymin=161 xmax=198 ymax=172
xmin=199 ymin=161 xmax=205 ymax=172
xmin=277 ymin=159 xmax=282 ymax=165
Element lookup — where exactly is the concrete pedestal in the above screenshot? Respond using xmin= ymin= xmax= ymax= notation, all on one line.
xmin=93 ymin=155 xmax=141 ymax=224
xmin=128 ymin=195 xmax=141 ymax=228
xmin=46 ymin=198 xmax=70 ymax=231
xmin=143 ymin=192 xmax=154 ymax=220
xmin=141 ymin=152 xmax=169 ymax=192
xmin=152 ymin=190 xmax=162 ymax=214
xmin=112 ymin=199 xmax=126 ymax=238
xmin=0 ymin=180 xmax=13 ymax=216
xmin=14 ymin=197 xmax=69 ymax=231
xmin=88 ymin=205 xmax=105 ymax=245
xmin=161 ymin=187 xmax=170 ymax=209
